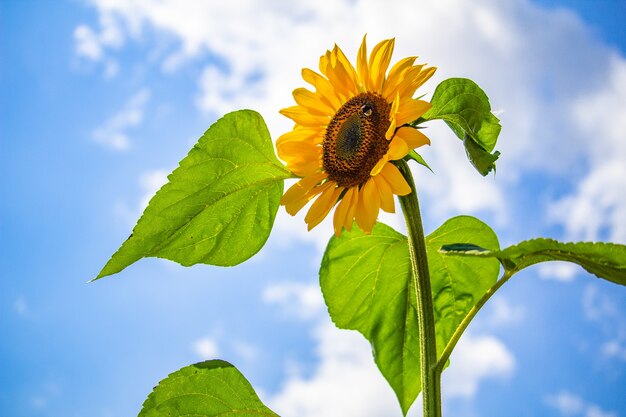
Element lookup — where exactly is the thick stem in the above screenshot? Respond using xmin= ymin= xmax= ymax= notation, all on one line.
xmin=397 ymin=160 xmax=441 ymax=417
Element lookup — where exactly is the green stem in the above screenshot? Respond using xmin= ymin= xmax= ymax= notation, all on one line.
xmin=397 ymin=160 xmax=441 ymax=417
xmin=435 ymin=270 xmax=514 ymax=372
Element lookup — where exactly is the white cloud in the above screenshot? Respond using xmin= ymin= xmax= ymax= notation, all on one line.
xmin=138 ymin=169 xmax=169 ymax=211
xmin=14 ymin=296 xmax=28 ymax=317
xmin=92 ymin=89 xmax=150 ymax=151
xmin=484 ymin=296 xmax=525 ymax=328
xmin=232 ymin=340 xmax=259 ymax=362
xmin=545 ymin=391 xmax=618 ymax=417
xmin=78 ymin=0 xmax=626 ymax=245
xmin=582 ymin=285 xmax=618 ymax=322
xmin=266 ymin=317 xmax=514 ymax=417
xmin=268 ymin=320 xmax=420 ymax=417
xmin=74 ymin=12 xmax=124 ymax=77
xmin=582 ymin=285 xmax=626 ymax=362
xmin=546 ymin=391 xmax=585 ymax=416
xmin=262 ymin=282 xmax=325 ymax=320
xmin=192 ymin=336 xmax=220 ymax=360
xmin=113 ymin=168 xmax=169 ymax=228
xmin=442 ymin=334 xmax=515 ymax=398
xmin=538 ymin=261 xmax=580 ymax=282
xmin=586 ymin=406 xmax=619 ymax=417
xmin=548 ymin=56 xmax=626 ymax=245
xmin=74 ymin=24 xmax=103 ymax=60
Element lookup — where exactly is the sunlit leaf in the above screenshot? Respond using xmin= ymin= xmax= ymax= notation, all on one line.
xmin=421 ymin=78 xmax=501 ymax=175
xmin=96 ymin=110 xmax=291 ymax=280
xmin=319 ymin=216 xmax=500 ymax=415
xmin=139 ymin=360 xmax=278 ymax=417
xmin=426 ymin=216 xmax=500 ymax=357
xmin=320 ymin=222 xmax=418 ymax=415
xmin=406 ymin=150 xmax=434 ymax=173
xmin=442 ymin=239 xmax=626 ymax=286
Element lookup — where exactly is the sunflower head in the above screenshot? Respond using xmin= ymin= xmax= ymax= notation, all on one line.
xmin=278 ymin=36 xmax=436 ymax=236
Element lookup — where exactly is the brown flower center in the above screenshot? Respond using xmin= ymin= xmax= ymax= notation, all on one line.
xmin=322 ymin=92 xmax=391 ymax=188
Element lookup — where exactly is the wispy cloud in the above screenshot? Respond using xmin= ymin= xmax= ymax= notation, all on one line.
xmin=92 ymin=89 xmax=150 ymax=151
xmin=77 ymin=0 xmax=626 ymax=242
xmin=442 ymin=333 xmax=515 ymax=398
xmin=73 ymin=12 xmax=124 ymax=78
xmin=14 ymin=296 xmax=28 ymax=317
xmin=484 ymin=296 xmax=525 ymax=328
xmin=262 ymin=282 xmax=325 ymax=320
xmin=192 ymin=336 xmax=220 ymax=360
xmin=582 ymin=285 xmax=626 ymax=362
xmin=538 ymin=261 xmax=580 ymax=282
xmin=545 ymin=391 xmax=618 ymax=417
xmin=268 ymin=319 xmax=419 ymax=417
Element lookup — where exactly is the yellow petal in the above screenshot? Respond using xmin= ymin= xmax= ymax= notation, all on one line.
xmin=280 ymin=106 xmax=329 ymax=128
xmin=368 ymin=38 xmax=395 ymax=92
xmin=277 ymin=139 xmax=321 ymax=177
xmin=354 ymin=188 xmax=368 ymax=232
xmin=382 ymin=57 xmax=417 ymax=99
xmin=380 ymin=162 xmax=412 ymax=196
xmin=395 ymin=126 xmax=431 ymax=149
xmin=293 ymin=88 xmax=335 ymax=116
xmin=374 ymin=175 xmax=395 ymax=213
xmin=370 ymin=154 xmax=389 ymax=176
xmin=396 ymin=99 xmax=431 ymax=126
xmin=356 ymin=34 xmax=370 ymax=90
xmin=343 ymin=187 xmax=359 ymax=232
xmin=412 ymin=65 xmax=437 ymax=90
xmin=333 ymin=188 xmax=353 ymax=236
xmin=305 ymin=183 xmax=342 ymax=230
xmin=328 ymin=45 xmax=359 ymax=97
xmin=276 ymin=127 xmax=320 ymax=147
xmin=334 ymin=44 xmax=360 ymax=91
xmin=361 ymin=178 xmax=381 ymax=227
xmin=301 ymin=68 xmax=343 ymax=110
xmin=385 ymin=93 xmax=401 ymax=139
xmin=354 ymin=186 xmax=376 ymax=234
xmin=281 ymin=172 xmax=326 ymax=207
xmin=395 ymin=65 xmax=427 ymax=100
xmin=387 ymin=137 xmax=409 ymax=160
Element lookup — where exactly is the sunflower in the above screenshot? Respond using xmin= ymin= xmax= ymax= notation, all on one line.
xmin=277 ymin=36 xmax=436 ymax=236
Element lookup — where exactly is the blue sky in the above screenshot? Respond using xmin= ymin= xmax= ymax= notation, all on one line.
xmin=1 ymin=1 xmax=626 ymax=416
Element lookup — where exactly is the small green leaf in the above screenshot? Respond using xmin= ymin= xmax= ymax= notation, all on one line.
xmin=139 ymin=360 xmax=278 ymax=417
xmin=319 ymin=222 xmax=419 ymax=415
xmin=463 ymin=135 xmax=501 ymax=176
xmin=442 ymin=239 xmax=626 ymax=286
xmin=406 ymin=150 xmax=434 ymax=173
xmin=96 ymin=110 xmax=291 ymax=280
xmin=426 ymin=216 xmax=501 ymax=359
xmin=422 ymin=78 xmax=501 ymax=175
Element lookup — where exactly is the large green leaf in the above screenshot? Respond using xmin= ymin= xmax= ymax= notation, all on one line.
xmin=139 ymin=360 xmax=278 ymax=417
xmin=426 ymin=216 xmax=501 ymax=358
xmin=441 ymin=239 xmax=626 ymax=286
xmin=320 ymin=222 xmax=418 ymax=415
xmin=319 ymin=216 xmax=500 ymax=415
xmin=96 ymin=110 xmax=291 ymax=280
xmin=420 ymin=78 xmax=502 ymax=175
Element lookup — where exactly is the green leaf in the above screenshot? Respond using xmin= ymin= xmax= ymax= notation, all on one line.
xmin=139 ymin=360 xmax=278 ymax=417
xmin=406 ymin=149 xmax=434 ymax=173
xmin=421 ymin=78 xmax=501 ymax=175
xmin=442 ymin=239 xmax=626 ymax=286
xmin=426 ymin=216 xmax=501 ymax=358
xmin=319 ymin=222 xmax=418 ymax=416
xmin=96 ymin=110 xmax=291 ymax=280
xmin=319 ymin=216 xmax=500 ymax=415
xmin=463 ymin=134 xmax=501 ymax=176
